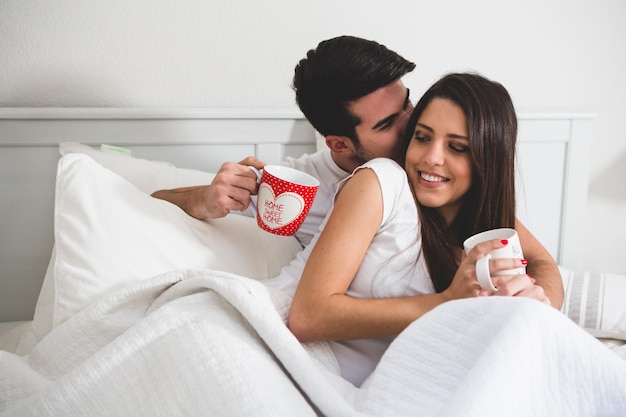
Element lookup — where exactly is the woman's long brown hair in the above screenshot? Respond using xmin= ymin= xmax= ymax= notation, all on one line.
xmin=399 ymin=73 xmax=518 ymax=292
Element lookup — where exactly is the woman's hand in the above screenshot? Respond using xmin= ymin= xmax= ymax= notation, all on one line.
xmin=443 ymin=238 xmax=511 ymax=300
xmin=444 ymin=238 xmax=538 ymax=301
xmin=450 ymin=237 xmax=551 ymax=305
xmin=490 ymin=275 xmax=551 ymax=305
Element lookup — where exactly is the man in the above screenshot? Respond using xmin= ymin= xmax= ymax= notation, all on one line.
xmin=152 ymin=35 xmax=416 ymax=247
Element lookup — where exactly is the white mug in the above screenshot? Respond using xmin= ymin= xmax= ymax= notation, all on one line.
xmin=463 ymin=228 xmax=525 ymax=291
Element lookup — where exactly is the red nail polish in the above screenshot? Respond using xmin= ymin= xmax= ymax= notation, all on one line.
xmin=501 ymin=239 xmax=508 ymax=245
xmin=521 ymin=259 xmax=528 ymax=265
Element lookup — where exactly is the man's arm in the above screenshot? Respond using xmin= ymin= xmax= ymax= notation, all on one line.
xmin=151 ymin=156 xmax=265 ymax=219
xmin=516 ymin=218 xmax=564 ymax=309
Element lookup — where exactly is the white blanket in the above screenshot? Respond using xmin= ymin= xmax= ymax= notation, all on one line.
xmin=1 ymin=269 xmax=625 ymax=417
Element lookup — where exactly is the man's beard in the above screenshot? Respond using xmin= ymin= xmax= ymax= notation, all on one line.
xmin=350 ymin=141 xmax=401 ymax=165
xmin=349 ymin=143 xmax=371 ymax=166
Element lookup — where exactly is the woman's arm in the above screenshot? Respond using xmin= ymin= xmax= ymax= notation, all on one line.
xmin=288 ymin=168 xmax=448 ymax=342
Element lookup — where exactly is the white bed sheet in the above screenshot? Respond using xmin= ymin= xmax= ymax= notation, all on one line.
xmin=2 ymin=268 xmax=625 ymax=416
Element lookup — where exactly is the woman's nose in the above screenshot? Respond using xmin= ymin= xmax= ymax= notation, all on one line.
xmin=423 ymin=142 xmax=445 ymax=166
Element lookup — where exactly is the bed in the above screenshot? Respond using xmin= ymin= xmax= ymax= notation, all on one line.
xmin=1 ymin=108 xmax=625 ymax=416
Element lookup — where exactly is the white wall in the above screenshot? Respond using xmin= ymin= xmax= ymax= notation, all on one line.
xmin=1 ymin=0 xmax=625 ymax=274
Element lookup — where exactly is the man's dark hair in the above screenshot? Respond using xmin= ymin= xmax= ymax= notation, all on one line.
xmin=293 ymin=35 xmax=415 ymax=143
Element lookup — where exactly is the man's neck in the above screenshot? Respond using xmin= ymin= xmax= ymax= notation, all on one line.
xmin=330 ymin=151 xmax=365 ymax=174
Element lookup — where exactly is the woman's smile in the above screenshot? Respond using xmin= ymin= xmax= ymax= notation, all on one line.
xmin=418 ymin=171 xmax=449 ymax=185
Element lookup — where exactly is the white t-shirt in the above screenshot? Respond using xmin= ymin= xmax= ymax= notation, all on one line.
xmin=239 ymin=148 xmax=347 ymax=247
xmin=265 ymin=158 xmax=434 ymax=386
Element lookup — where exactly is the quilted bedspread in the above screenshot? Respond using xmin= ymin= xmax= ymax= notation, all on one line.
xmin=1 ymin=268 xmax=625 ymax=416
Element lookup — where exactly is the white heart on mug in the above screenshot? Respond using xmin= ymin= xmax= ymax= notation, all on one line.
xmin=257 ymin=184 xmax=305 ymax=229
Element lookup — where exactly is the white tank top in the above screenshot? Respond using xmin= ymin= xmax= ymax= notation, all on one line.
xmin=266 ymin=158 xmax=434 ymax=386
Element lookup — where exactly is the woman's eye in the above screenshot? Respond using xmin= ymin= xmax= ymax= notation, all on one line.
xmin=414 ymin=134 xmax=429 ymax=143
xmin=449 ymin=144 xmax=468 ymax=153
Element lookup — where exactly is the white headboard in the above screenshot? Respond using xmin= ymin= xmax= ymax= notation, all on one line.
xmin=0 ymin=108 xmax=593 ymax=321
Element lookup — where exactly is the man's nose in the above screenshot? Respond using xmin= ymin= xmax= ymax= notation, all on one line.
xmin=397 ymin=103 xmax=414 ymax=132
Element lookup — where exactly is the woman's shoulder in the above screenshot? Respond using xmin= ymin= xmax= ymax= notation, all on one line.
xmin=351 ymin=157 xmax=409 ymax=203
xmin=337 ymin=158 xmax=407 ymax=199
xmin=356 ymin=158 xmax=407 ymax=184
xmin=358 ymin=157 xmax=402 ymax=170
xmin=354 ymin=158 xmax=405 ymax=179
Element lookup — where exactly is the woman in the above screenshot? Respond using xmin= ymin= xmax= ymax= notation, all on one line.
xmin=281 ymin=72 xmax=559 ymax=387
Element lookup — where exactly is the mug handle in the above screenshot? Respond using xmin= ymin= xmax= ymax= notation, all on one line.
xmin=475 ymin=254 xmax=498 ymax=292
xmin=248 ymin=166 xmax=262 ymax=181
xmin=247 ymin=166 xmax=263 ymax=212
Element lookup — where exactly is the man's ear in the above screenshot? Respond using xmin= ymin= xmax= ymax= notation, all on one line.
xmin=325 ymin=135 xmax=356 ymax=157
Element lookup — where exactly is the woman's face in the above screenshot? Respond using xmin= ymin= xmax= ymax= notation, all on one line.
xmin=404 ymin=98 xmax=473 ymax=225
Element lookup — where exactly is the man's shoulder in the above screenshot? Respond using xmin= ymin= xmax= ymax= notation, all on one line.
xmin=283 ymin=149 xmax=346 ymax=186
xmin=283 ymin=148 xmax=328 ymax=167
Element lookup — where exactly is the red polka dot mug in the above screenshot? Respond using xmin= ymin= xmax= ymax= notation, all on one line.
xmin=251 ymin=165 xmax=319 ymax=236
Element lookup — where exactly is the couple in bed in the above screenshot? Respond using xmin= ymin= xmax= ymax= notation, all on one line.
xmin=153 ymin=36 xmax=561 ymax=386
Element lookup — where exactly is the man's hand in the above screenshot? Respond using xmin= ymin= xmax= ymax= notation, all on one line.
xmin=151 ymin=156 xmax=267 ymax=219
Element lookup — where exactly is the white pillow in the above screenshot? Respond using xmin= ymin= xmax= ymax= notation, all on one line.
xmin=59 ymin=142 xmax=217 ymax=193
xmin=560 ymin=266 xmax=626 ymax=341
xmin=19 ymin=142 xmax=220 ymax=353
xmin=17 ymin=153 xmax=302 ymax=354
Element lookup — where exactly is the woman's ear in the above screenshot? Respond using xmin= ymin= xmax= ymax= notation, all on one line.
xmin=325 ymin=135 xmax=356 ymax=157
